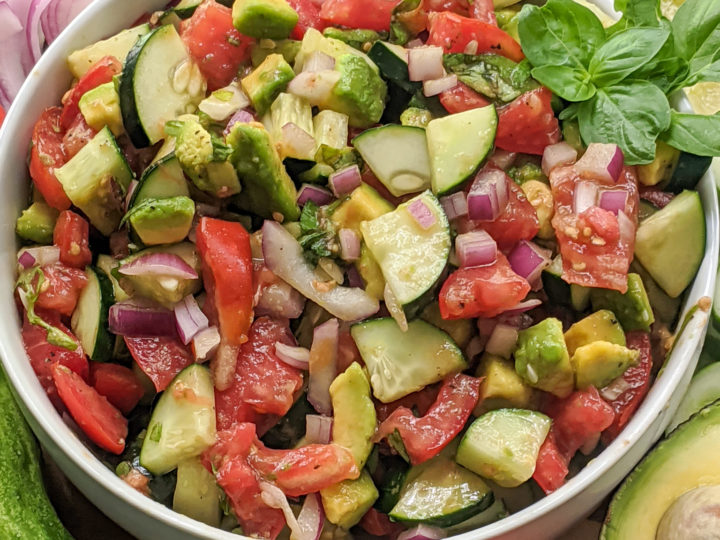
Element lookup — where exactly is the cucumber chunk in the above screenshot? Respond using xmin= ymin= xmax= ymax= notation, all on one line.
xmin=444 ymin=497 xmax=508 ymax=534
xmin=351 ymin=318 xmax=466 ymax=403
xmin=130 ymin=153 xmax=189 ymax=208
xmin=140 ymin=364 xmax=216 ymax=475
xmin=70 ymin=267 xmax=115 ymax=362
xmin=173 ymin=457 xmax=222 ymax=527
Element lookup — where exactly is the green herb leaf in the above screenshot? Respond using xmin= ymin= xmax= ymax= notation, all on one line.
xmin=577 ymin=81 xmax=671 ymax=165
xmin=608 ymin=0 xmax=662 ymax=35
xmin=390 ymin=0 xmax=423 ymax=45
xmin=660 ymin=111 xmax=720 ymax=156
xmin=671 ymin=0 xmax=720 ymax=85
xmin=443 ymin=54 xmax=538 ymax=103
xmin=299 ymin=200 xmax=321 ymax=234
xmin=531 ymin=65 xmax=596 ymax=101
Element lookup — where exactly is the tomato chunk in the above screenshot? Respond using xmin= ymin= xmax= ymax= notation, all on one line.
xmin=60 ymin=56 xmax=121 ymax=130
xmin=375 ymin=383 xmax=440 ymax=422
xmin=54 ymin=210 xmax=92 ymax=268
xmin=0 ymin=105 xmax=5 ymax=126
xmin=374 ymin=373 xmax=480 ymax=464
xmin=439 ymin=81 xmax=490 ymax=114
xmin=89 ymin=362 xmax=145 ymax=415
xmin=287 ymin=0 xmax=326 ymax=39
xmin=320 ymin=0 xmax=401 ymax=31
xmin=495 ymin=87 xmax=561 ymax=155
xmin=62 ymin=114 xmax=97 ymax=160
xmin=35 ymin=263 xmax=88 ymax=316
xmin=532 ymin=430 xmax=569 ymax=495
xmin=124 ymin=336 xmax=193 ymax=392
xmin=29 ymin=107 xmax=71 ymax=210
xmin=52 ymin=364 xmax=127 ymax=455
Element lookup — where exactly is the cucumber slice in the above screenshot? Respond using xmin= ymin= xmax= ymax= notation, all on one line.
xmin=456 ymin=409 xmax=551 ymax=488
xmin=96 ymin=254 xmax=129 ymax=302
xmin=443 ymin=497 xmax=508 ymax=535
xmin=120 ymin=25 xmax=206 ymax=148
xmin=367 ymin=41 xmax=417 ymax=94
xmin=130 ymin=153 xmax=189 ymax=208
xmin=70 ymin=266 xmax=115 ymax=362
xmin=666 ymin=362 xmax=720 ymax=435
xmin=389 ymin=453 xmax=494 ymax=527
xmin=172 ymin=0 xmax=202 ymax=17
xmin=634 ymin=190 xmax=705 ymax=298
xmin=662 ymin=152 xmax=712 ymax=194
xmin=427 ymin=105 xmax=497 ymax=195
xmin=360 ymin=191 xmax=450 ymax=311
xmin=351 ymin=318 xmax=466 ymax=403
xmin=173 ymin=457 xmax=222 ymax=527
xmin=353 ymin=125 xmax=431 ymax=197
xmin=140 ymin=364 xmax=216 ymax=475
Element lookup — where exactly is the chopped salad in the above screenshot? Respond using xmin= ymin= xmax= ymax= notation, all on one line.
xmin=12 ymin=0 xmax=720 ymax=537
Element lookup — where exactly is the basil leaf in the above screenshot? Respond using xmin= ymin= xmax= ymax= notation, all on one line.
xmin=577 ymin=81 xmax=671 ymax=165
xmin=608 ymin=0 xmax=662 ymax=35
xmin=531 ymin=65 xmax=596 ymax=101
xmin=660 ymin=111 xmax=720 ymax=156
xmin=671 ymin=0 xmax=720 ymax=84
xmin=559 ymin=103 xmax=580 ymax=121
xmin=632 ymin=20 xmax=689 ymax=93
xmin=517 ymin=0 xmax=605 ymax=70
xmin=589 ymin=27 xmax=670 ymax=87
xmin=443 ymin=54 xmax=537 ymax=103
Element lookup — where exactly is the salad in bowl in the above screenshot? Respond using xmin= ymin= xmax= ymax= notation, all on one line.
xmin=6 ymin=0 xmax=720 ymax=538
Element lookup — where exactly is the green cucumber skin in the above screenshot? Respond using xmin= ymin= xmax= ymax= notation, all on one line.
xmin=89 ymin=267 xmax=116 ymax=362
xmin=0 ymin=369 xmax=72 ymax=539
xmin=119 ymin=29 xmax=155 ymax=148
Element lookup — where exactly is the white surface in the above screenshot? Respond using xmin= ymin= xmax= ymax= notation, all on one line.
xmin=0 ymin=1 xmax=716 ymax=539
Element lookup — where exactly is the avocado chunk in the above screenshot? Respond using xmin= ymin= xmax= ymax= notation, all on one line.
xmin=226 ymin=122 xmax=300 ymax=220
xmin=323 ymin=28 xmax=383 ymax=51
xmin=241 ymin=53 xmax=295 ymax=115
xmin=232 ymin=0 xmax=298 ymax=39
xmin=636 ymin=141 xmax=680 ymax=187
xmin=127 ymin=196 xmax=195 ymax=246
xmin=321 ymin=470 xmax=378 ymax=529
xmin=513 ymin=318 xmax=574 ymax=398
xmin=400 ymin=107 xmax=433 ymax=128
xmin=331 ymin=183 xmax=394 ymax=233
xmin=564 ymin=310 xmax=626 ymax=356
xmin=250 ymin=38 xmax=301 ymax=67
xmin=590 ymin=274 xmax=655 ymax=332
xmin=421 ymin=303 xmax=473 ymax=349
xmin=571 ymin=341 xmax=639 ymax=389
xmin=16 ymin=202 xmax=59 ymax=244
xmin=79 ymin=82 xmax=124 ymax=136
xmin=474 ymin=353 xmax=533 ymax=414
xmin=356 ymin=245 xmax=385 ymax=301
xmin=323 ymin=54 xmax=387 ymax=128
xmin=329 ymin=363 xmax=376 ymax=469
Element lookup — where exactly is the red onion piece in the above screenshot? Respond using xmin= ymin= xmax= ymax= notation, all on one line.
xmin=541 ymin=142 xmax=578 ymax=176
xmin=287 ymin=70 xmax=341 ymax=106
xmin=440 ymin=191 xmax=468 ymax=221
xmin=329 ymin=165 xmax=362 ymax=197
xmin=26 ymin=0 xmax=53 ymax=64
xmin=296 ymin=492 xmax=325 ymax=540
xmin=455 ymin=230 xmax=497 ymax=268
xmin=297 ymin=184 xmax=334 ymax=207
xmin=574 ymin=143 xmax=624 ymax=183
xmin=338 ymin=228 xmax=360 ymax=261
xmin=507 ymin=240 xmax=551 ymax=285
xmin=0 ymin=0 xmax=35 ymax=108
xmin=407 ymin=198 xmax=437 ymax=230
xmin=303 ymin=51 xmax=336 ymax=73
xmin=488 ymin=149 xmax=517 ymax=170
xmin=174 ymin=294 xmax=209 ymax=345
xmin=477 ymin=317 xmax=498 ymax=338
xmin=256 ymin=280 xmax=306 ymax=319
xmin=502 ymin=298 xmax=543 ymax=315
xmin=467 ymin=168 xmax=510 ymax=222
xmin=573 ymin=181 xmax=599 ymax=214
xmin=224 ymin=108 xmax=255 ymax=135
xmin=406 ymin=38 xmax=424 ymax=49
xmin=305 ymin=414 xmax=333 ymax=444
xmin=617 ymin=210 xmax=634 ymax=243
xmin=0 ymin=2 xmax=23 ymax=37
xmin=40 ymin=0 xmax=92 ymax=44
xmin=398 ymin=524 xmax=447 ymax=540
xmin=275 ymin=342 xmax=311 ymax=370
xmin=17 ymin=245 xmax=60 ymax=268
xmin=260 ymin=483 xmax=325 ymax=540
xmin=346 ymin=265 xmax=364 ymax=289
xmin=485 ymin=323 xmax=519 ymax=358
xmin=423 ymin=74 xmax=458 ymax=97
xmin=118 ymin=253 xmax=198 ymax=280
xmin=408 ymin=46 xmax=445 ymax=82
xmin=282 ymin=122 xmax=316 ymax=159
xmin=601 ymin=375 xmax=632 ymax=401
xmin=109 ymin=301 xmax=177 ymax=337
xmin=599 ymin=189 xmax=628 ymax=215
xmin=18 ymin=250 xmax=36 ymax=269
xmin=125 ymin=179 xmax=138 ymax=212
xmin=192 ymin=325 xmax=220 ymax=362
xmin=308 ymin=318 xmax=339 ymax=415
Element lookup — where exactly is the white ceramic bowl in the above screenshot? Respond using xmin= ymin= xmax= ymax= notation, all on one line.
xmin=0 ymin=1 xmax=717 ymax=539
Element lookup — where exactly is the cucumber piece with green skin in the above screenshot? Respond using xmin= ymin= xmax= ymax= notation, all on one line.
xmin=119 ymin=25 xmax=206 ymax=148
xmin=389 ymin=453 xmax=494 ymax=527
xmin=367 ymin=41 xmax=418 ymax=94
xmin=172 ymin=0 xmax=202 ymax=18
xmin=173 ymin=457 xmax=222 ymax=527
xmin=140 ymin=364 xmax=216 ymax=475
xmin=443 ymin=497 xmax=508 ymax=534
xmin=70 ymin=267 xmax=115 ymax=362
xmin=634 ymin=190 xmax=705 ymax=298
xmin=0 ymin=370 xmax=72 ymax=539
xmin=666 ymin=362 xmax=720 ymax=435
xmin=456 ymin=408 xmax=551 ymax=488
xmin=427 ymin=105 xmax=498 ymax=195
xmin=351 ymin=318 xmax=466 ymax=403
xmin=661 ymin=152 xmax=712 ymax=194
xmin=130 ymin=153 xmax=189 ymax=208
xmin=374 ymin=456 xmax=409 ymax=514
xmin=96 ymin=254 xmax=129 ymax=302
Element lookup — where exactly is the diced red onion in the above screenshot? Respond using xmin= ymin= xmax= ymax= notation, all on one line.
xmin=423 ymin=74 xmax=458 ymax=97
xmin=617 ymin=210 xmax=635 ymax=243
xmin=464 ymin=335 xmax=485 ymax=360
xmin=488 ymin=150 xmax=517 ymax=170
xmin=296 ymin=492 xmax=325 ymax=540
xmin=384 ymin=283 xmax=408 ymax=332
xmin=26 ymin=0 xmax=54 ymax=64
xmin=485 ymin=323 xmax=519 ymax=358
xmin=18 ymin=250 xmax=36 ymax=269
xmin=467 ymin=168 xmax=510 ymax=222
xmin=192 ymin=325 xmax=220 ymax=362
xmin=329 ymin=165 xmax=362 ymax=197
xmin=303 ymin=51 xmax=336 ymax=73
xmin=440 ymin=191 xmax=468 ymax=221
xmin=40 ymin=0 xmax=92 ymax=45
xmin=297 ymin=184 xmax=334 ymax=207
xmin=406 ymin=38 xmax=424 ymax=49
xmin=541 ymin=142 xmax=578 ymax=176
xmin=124 ymin=179 xmax=138 ymax=212
xmin=338 ymin=228 xmax=360 ymax=261
xmin=502 ymin=298 xmax=543 ymax=315
xmin=573 ymin=181 xmax=598 ymax=214
xmin=17 ymin=245 xmax=60 ymax=268
xmin=109 ymin=300 xmax=177 ymax=337
xmin=398 ymin=524 xmax=447 ymax=540
xmin=0 ymin=2 xmax=23 ymax=37
xmin=407 ymin=198 xmax=437 ymax=230
xmin=574 ymin=143 xmax=624 ymax=183
xmin=601 ymin=376 xmax=632 ymax=401
xmin=256 ymin=280 xmax=306 ymax=319
xmin=287 ymin=70 xmax=341 ymax=107
xmin=174 ymin=294 xmax=209 ymax=345
xmin=477 ymin=317 xmax=498 ymax=338
xmin=305 ymin=414 xmax=333 ymax=444
xmin=580 ymin=432 xmax=601 ymax=456
xmin=507 ymin=240 xmax=551 ymax=286
xmin=346 ymin=265 xmax=364 ymax=289
xmin=224 ymin=108 xmax=255 ymax=135
xmin=282 ymin=122 xmax=317 ymax=159
xmin=118 ymin=253 xmax=198 ymax=280
xmin=308 ymin=318 xmax=339 ymax=415
xmin=408 ymin=46 xmax=445 ymax=82
xmin=275 ymin=342 xmax=311 ymax=370
xmin=455 ymin=230 xmax=497 ymax=268
xmin=598 ymin=189 xmax=628 ymax=215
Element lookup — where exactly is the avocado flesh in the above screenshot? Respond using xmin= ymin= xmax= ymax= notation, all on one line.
xmin=128 ymin=196 xmax=195 ymax=246
xmin=602 ymin=400 xmax=720 ymax=539
xmin=16 ymin=202 xmax=59 ymax=244
xmin=590 ymin=273 xmax=655 ymax=332
xmin=564 ymin=310 xmax=626 ymax=356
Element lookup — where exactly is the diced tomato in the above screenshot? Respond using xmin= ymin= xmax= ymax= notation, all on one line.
xmin=359 ymin=508 xmax=406 ymax=537
xmin=53 ymin=210 xmax=92 ymax=268
xmin=602 ymin=331 xmax=653 ymax=443
xmin=427 ymin=12 xmax=523 ymax=62
xmin=375 ymin=383 xmax=441 ymax=422
xmin=495 ymin=87 xmax=561 ymax=155
xmin=29 ymin=107 xmax=71 ymax=210
xmin=52 ymin=364 xmax=128 ymax=455
xmin=287 ymin=0 xmax=326 ymax=39
xmin=439 ymin=82 xmax=490 ymax=114
xmin=549 ymin=164 xmax=639 ymax=293
xmin=89 ymin=362 xmax=145 ymax=415
xmin=195 ymin=217 xmax=253 ymax=346
xmin=532 ymin=430 xmax=569 ymax=495
xmin=35 ymin=263 xmax=88 ymax=316
xmin=320 ymin=0 xmax=401 ymax=31
xmin=374 ymin=373 xmax=481 ymax=464
xmin=62 ymin=114 xmax=97 ymax=159
xmin=60 ymin=56 xmax=121 ymax=130
xmin=124 ymin=336 xmax=193 ymax=392
xmin=439 ymin=253 xmax=530 ymax=319
xmin=423 ymin=0 xmax=496 ymax=23
xmin=215 ymin=317 xmax=303 ymax=431
xmin=180 ymin=1 xmax=255 ymax=91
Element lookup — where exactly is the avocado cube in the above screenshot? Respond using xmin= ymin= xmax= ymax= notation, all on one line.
xmin=590 ymin=273 xmax=655 ymax=332
xmin=16 ymin=202 xmax=59 ymax=244
xmin=514 ymin=318 xmax=574 ymax=398
xmin=232 ymin=0 xmax=298 ymax=40
xmin=128 ymin=196 xmax=195 ymax=246
xmin=250 ymin=38 xmax=301 ymax=68
xmin=320 ymin=470 xmax=378 ymax=529
xmin=571 ymin=341 xmax=639 ymax=389
xmin=564 ymin=310 xmax=626 ymax=356
xmin=241 ymin=54 xmax=295 ymax=116
xmin=421 ymin=303 xmax=473 ymax=349
xmin=475 ymin=353 xmax=533 ymax=414
xmin=79 ymin=82 xmax=124 ymax=136
xmin=636 ymin=141 xmax=680 ymax=187
xmin=331 ymin=183 xmax=393 ymax=233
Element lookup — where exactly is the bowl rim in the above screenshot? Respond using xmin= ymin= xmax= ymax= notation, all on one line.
xmin=0 ymin=0 xmax=717 ymax=538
